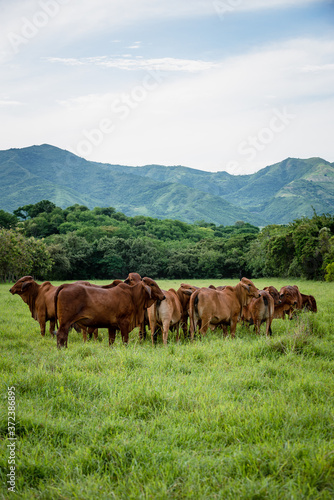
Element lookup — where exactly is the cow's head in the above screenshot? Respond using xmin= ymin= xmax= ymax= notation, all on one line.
xmin=240 ymin=277 xmax=261 ymax=298
xmin=264 ymin=286 xmax=281 ymax=305
xmin=142 ymin=277 xmax=166 ymax=303
xmin=9 ymin=276 xmax=34 ymax=295
xmin=279 ymin=286 xmax=298 ymax=306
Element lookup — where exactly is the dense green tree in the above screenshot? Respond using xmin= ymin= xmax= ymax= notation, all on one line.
xmin=13 ymin=200 xmax=57 ymax=220
xmin=0 ymin=210 xmax=18 ymax=229
xmin=5 ymin=200 xmax=334 ymax=281
xmin=0 ymin=229 xmax=52 ymax=281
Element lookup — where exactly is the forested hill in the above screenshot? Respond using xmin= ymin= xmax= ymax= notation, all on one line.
xmin=1 ymin=144 xmax=333 ymax=225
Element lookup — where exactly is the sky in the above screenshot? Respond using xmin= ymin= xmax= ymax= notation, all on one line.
xmin=0 ymin=0 xmax=333 ymax=175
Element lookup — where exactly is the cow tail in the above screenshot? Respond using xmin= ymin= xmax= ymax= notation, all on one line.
xmin=189 ymin=290 xmax=199 ymax=338
xmin=54 ymin=284 xmax=65 ymax=330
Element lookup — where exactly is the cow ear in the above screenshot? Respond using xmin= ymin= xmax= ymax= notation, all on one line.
xmin=143 ymin=284 xmax=152 ymax=298
xmin=181 ymin=289 xmax=192 ymax=296
xmin=241 ymin=283 xmax=250 ymax=292
xmin=21 ymin=281 xmax=32 ymax=291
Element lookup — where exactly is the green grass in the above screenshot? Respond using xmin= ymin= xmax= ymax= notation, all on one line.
xmin=1 ymin=278 xmax=334 ymax=499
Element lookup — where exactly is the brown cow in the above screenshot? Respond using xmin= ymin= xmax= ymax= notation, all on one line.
xmin=124 ymin=272 xmax=149 ymax=339
xmin=189 ymin=277 xmax=260 ymax=339
xmin=301 ymin=293 xmax=317 ymax=312
xmin=54 ymin=277 xmax=165 ymax=348
xmin=9 ymin=276 xmax=123 ymax=341
xmin=148 ymin=288 xmax=184 ymax=345
xmin=209 ymin=285 xmax=227 ymax=291
xmin=279 ymin=285 xmax=303 ymax=319
xmin=58 ymin=280 xmax=123 ymax=341
xmin=242 ymin=290 xmax=274 ymax=336
xmin=263 ymin=286 xmax=281 ymax=306
xmin=9 ymin=276 xmax=57 ymax=336
xmin=178 ymin=283 xmax=201 ymax=336
xmin=124 ymin=272 xmax=142 ymax=285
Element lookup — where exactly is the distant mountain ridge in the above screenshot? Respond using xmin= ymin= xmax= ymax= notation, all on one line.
xmin=0 ymin=144 xmax=333 ymax=226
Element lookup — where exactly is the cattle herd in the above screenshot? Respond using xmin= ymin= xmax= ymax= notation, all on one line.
xmin=9 ymin=274 xmax=317 ymax=349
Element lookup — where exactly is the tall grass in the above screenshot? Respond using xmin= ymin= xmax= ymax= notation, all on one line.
xmin=1 ymin=278 xmax=334 ymax=499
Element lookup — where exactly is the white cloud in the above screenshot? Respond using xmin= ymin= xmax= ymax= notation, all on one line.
xmin=0 ymin=0 xmax=332 ymax=174
xmin=0 ymin=99 xmax=22 ymax=106
xmin=46 ymin=55 xmax=218 ymax=72
xmin=40 ymin=36 xmax=332 ymax=173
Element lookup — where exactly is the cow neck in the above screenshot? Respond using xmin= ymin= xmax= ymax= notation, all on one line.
xmin=131 ymin=282 xmax=149 ymax=327
xmin=234 ymin=282 xmax=248 ymax=307
xmin=26 ymin=283 xmax=40 ymax=319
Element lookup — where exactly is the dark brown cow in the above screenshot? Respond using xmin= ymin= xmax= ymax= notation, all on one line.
xmin=58 ymin=280 xmax=123 ymax=341
xmin=9 ymin=276 xmax=57 ymax=336
xmin=279 ymin=285 xmax=303 ymax=319
xmin=148 ymin=288 xmax=184 ymax=345
xmin=54 ymin=277 xmax=165 ymax=348
xmin=242 ymin=290 xmax=274 ymax=336
xmin=301 ymin=293 xmax=317 ymax=313
xmin=189 ymin=277 xmax=260 ymax=339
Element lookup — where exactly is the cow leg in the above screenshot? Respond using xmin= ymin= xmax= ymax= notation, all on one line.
xmin=39 ymin=316 xmax=46 ymax=336
xmin=149 ymin=316 xmax=158 ymax=346
xmin=118 ymin=320 xmax=130 ymax=344
xmin=162 ymin=320 xmax=170 ymax=345
xmin=49 ymin=320 xmax=56 ymax=337
xmin=108 ymin=327 xmax=117 ymax=346
xmin=230 ymin=316 xmax=238 ymax=338
xmin=139 ymin=321 xmax=147 ymax=341
xmin=199 ymin=314 xmax=211 ymax=337
xmin=82 ymin=327 xmax=88 ymax=343
xmin=87 ymin=327 xmax=98 ymax=341
xmin=175 ymin=322 xmax=181 ymax=343
xmin=254 ymin=319 xmax=261 ymax=335
xmin=56 ymin=325 xmax=70 ymax=348
xmin=139 ymin=313 xmax=149 ymax=341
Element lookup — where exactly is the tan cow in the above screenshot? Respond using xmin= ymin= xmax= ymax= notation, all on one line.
xmin=147 ymin=288 xmax=184 ymax=345
xmin=242 ymin=290 xmax=274 ymax=336
xmin=189 ymin=277 xmax=260 ymax=339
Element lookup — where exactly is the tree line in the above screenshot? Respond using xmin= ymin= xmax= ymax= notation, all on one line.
xmin=1 ymin=200 xmax=334 ymax=282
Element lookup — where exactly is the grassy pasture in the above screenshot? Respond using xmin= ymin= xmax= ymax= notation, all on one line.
xmin=1 ymin=278 xmax=334 ymax=499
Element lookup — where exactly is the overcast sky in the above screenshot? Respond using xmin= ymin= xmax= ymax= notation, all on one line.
xmin=0 ymin=0 xmax=333 ymax=174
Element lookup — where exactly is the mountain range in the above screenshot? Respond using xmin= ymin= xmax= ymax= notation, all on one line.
xmin=1 ymin=144 xmax=333 ymax=226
